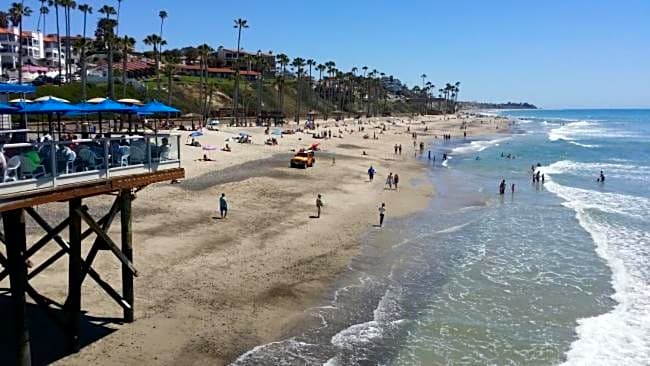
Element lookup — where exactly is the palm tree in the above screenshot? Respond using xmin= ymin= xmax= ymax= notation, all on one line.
xmin=143 ymin=34 xmax=165 ymax=97
xmin=291 ymin=57 xmax=306 ymax=122
xmin=157 ymin=10 xmax=168 ymax=92
xmin=120 ymin=35 xmax=135 ymax=98
xmin=115 ymin=0 xmax=122 ymax=36
xmin=253 ymin=53 xmax=269 ymax=119
xmin=78 ymin=3 xmax=92 ymax=100
xmin=196 ymin=44 xmax=213 ymax=121
xmin=232 ymin=18 xmax=249 ymax=125
xmin=47 ymin=0 xmax=62 ymax=82
xmin=36 ymin=0 xmax=47 ymax=32
xmin=98 ymin=5 xmax=117 ymax=98
xmin=8 ymin=2 xmax=32 ymax=84
xmin=59 ymin=0 xmax=76 ymax=83
xmin=163 ymin=54 xmax=180 ymax=105
xmin=316 ymin=63 xmax=326 ymax=82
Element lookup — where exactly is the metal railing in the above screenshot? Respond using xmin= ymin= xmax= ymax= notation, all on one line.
xmin=0 ymin=133 xmax=181 ymax=197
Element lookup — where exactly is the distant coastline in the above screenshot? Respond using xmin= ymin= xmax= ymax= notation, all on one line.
xmin=460 ymin=101 xmax=538 ymax=110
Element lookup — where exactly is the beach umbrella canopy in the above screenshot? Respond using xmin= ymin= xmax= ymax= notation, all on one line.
xmin=86 ymin=97 xmax=107 ymax=104
xmin=19 ymin=98 xmax=81 ymax=114
xmin=0 ymin=83 xmax=36 ymax=94
xmin=118 ymin=98 xmax=144 ymax=105
xmin=0 ymin=102 xmax=18 ymax=113
xmin=135 ymin=100 xmax=181 ymax=115
xmin=34 ymin=95 xmax=70 ymax=103
xmin=189 ymin=131 xmax=203 ymax=137
xmin=79 ymin=99 xmax=135 ymax=114
xmin=9 ymin=98 xmax=32 ymax=103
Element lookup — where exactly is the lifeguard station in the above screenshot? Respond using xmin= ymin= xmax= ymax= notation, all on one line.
xmin=0 ymin=84 xmax=185 ymax=365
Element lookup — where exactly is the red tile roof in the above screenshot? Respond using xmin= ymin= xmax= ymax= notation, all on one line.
xmin=178 ymin=64 xmax=259 ymax=76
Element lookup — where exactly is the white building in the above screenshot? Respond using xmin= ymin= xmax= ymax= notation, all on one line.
xmin=0 ymin=27 xmax=67 ymax=78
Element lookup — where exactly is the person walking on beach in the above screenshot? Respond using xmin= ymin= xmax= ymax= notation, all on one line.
xmin=368 ymin=166 xmax=376 ymax=181
xmin=398 ymin=144 xmax=402 ymax=155
xmin=219 ymin=193 xmax=228 ymax=219
xmin=393 ymin=174 xmax=400 ymax=190
xmin=386 ymin=173 xmax=394 ymax=190
xmin=499 ymin=180 xmax=506 ymax=195
xmin=316 ymin=194 xmax=324 ymax=218
xmin=378 ymin=203 xmax=386 ymax=227
xmin=394 ymin=144 xmax=398 ymax=154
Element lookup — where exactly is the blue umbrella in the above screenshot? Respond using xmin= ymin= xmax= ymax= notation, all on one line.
xmin=189 ymin=131 xmax=203 ymax=137
xmin=0 ymin=102 xmax=18 ymax=113
xmin=14 ymin=98 xmax=82 ymax=138
xmin=0 ymin=83 xmax=36 ymax=94
xmin=135 ymin=100 xmax=181 ymax=115
xmin=75 ymin=99 xmax=135 ymax=134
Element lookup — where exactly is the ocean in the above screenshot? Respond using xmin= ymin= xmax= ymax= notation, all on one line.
xmin=233 ymin=109 xmax=650 ymax=365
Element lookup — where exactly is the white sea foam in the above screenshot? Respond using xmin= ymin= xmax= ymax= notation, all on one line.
xmin=544 ymin=160 xmax=650 ymax=183
xmin=543 ymin=180 xmax=650 ymax=366
xmin=451 ymin=137 xmax=510 ymax=155
xmin=568 ymin=141 xmax=600 ymax=148
xmin=548 ymin=120 xmax=631 ymax=142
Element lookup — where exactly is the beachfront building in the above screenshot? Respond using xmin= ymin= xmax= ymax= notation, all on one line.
xmin=176 ymin=64 xmax=260 ymax=81
xmin=0 ymin=27 xmax=75 ymax=79
xmin=0 ymin=27 xmax=46 ymax=76
xmin=216 ymin=46 xmax=276 ymax=72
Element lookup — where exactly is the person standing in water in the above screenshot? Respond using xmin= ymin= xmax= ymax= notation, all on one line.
xmin=378 ymin=203 xmax=386 ymax=227
xmin=511 ymin=183 xmax=516 ymax=193
xmin=499 ymin=180 xmax=507 ymax=195
xmin=598 ymin=170 xmax=605 ymax=183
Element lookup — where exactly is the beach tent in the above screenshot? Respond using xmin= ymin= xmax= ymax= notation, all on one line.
xmin=86 ymin=97 xmax=107 ymax=104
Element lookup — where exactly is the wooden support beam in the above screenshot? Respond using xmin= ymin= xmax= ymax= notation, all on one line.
xmin=120 ymin=189 xmax=135 ymax=322
xmin=67 ymin=198 xmax=82 ymax=353
xmin=28 ymin=248 xmax=66 ymax=280
xmin=0 ymin=213 xmax=71 ymax=282
xmin=76 ymin=207 xmax=138 ymax=277
xmin=29 ymin=208 xmax=131 ymax=312
xmin=0 ymin=250 xmax=7 ymax=269
xmin=3 ymin=209 xmax=32 ymax=366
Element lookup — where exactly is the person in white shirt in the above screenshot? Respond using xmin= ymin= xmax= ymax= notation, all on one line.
xmin=378 ymin=203 xmax=386 ymax=227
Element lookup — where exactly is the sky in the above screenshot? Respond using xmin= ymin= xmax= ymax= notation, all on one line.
xmin=15 ymin=0 xmax=650 ymax=108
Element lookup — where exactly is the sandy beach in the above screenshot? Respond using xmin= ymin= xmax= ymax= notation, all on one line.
xmin=2 ymin=114 xmax=511 ymax=365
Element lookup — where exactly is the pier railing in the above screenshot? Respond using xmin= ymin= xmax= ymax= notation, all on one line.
xmin=0 ymin=133 xmax=181 ymax=197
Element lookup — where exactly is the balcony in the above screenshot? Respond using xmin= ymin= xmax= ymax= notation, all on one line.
xmin=0 ymin=134 xmax=182 ymax=199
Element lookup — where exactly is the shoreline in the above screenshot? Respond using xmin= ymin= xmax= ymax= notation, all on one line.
xmin=9 ymin=114 xmax=511 ymax=365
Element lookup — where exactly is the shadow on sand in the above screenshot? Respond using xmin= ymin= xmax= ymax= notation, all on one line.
xmin=0 ymin=292 xmax=119 ymax=366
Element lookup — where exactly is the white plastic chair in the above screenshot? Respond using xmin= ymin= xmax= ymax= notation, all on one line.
xmin=118 ymin=146 xmax=130 ymax=167
xmin=5 ymin=156 xmax=21 ymax=182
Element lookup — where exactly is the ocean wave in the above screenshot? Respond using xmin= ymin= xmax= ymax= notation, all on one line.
xmin=543 ymin=160 xmax=650 ymax=183
xmin=543 ymin=181 xmax=650 ymax=365
xmin=548 ymin=120 xmax=631 ymax=142
xmin=451 ymin=137 xmax=510 ymax=155
xmin=568 ymin=141 xmax=601 ymax=148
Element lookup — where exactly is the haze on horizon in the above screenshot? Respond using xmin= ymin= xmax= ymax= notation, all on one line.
xmin=14 ymin=0 xmax=650 ymax=109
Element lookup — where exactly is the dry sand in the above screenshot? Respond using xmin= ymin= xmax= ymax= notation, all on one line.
xmin=1 ymin=114 xmax=511 ymax=365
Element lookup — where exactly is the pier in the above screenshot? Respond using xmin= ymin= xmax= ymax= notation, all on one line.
xmin=0 ymin=134 xmax=184 ymax=365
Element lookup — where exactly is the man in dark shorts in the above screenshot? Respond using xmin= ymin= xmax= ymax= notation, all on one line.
xmin=379 ymin=203 xmax=386 ymax=227
xmin=499 ymin=180 xmax=506 ymax=195
xmin=316 ymin=194 xmax=323 ymax=218
xmin=219 ymin=193 xmax=228 ymax=218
